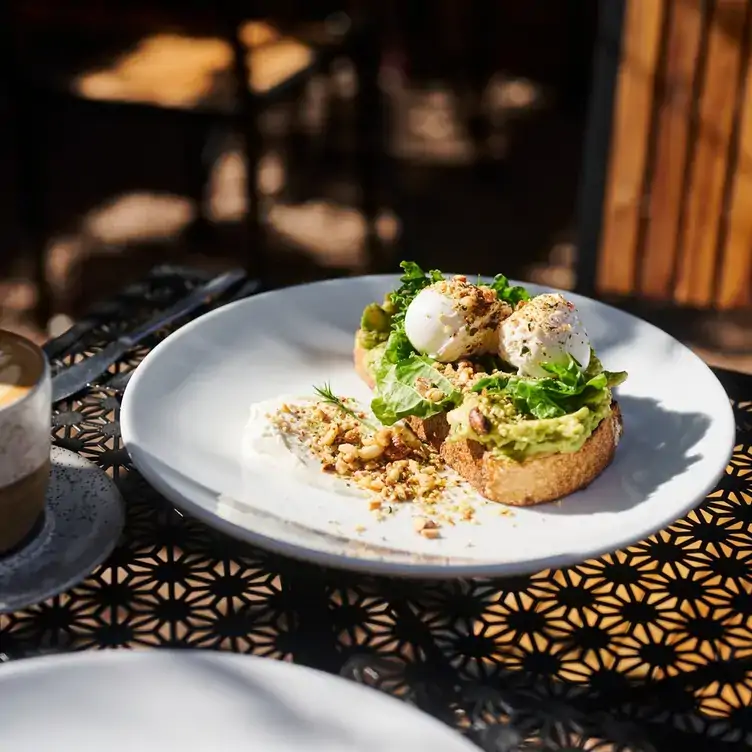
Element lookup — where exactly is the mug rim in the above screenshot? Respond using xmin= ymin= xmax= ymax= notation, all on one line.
xmin=0 ymin=329 xmax=50 ymax=417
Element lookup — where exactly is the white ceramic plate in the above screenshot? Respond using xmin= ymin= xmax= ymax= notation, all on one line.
xmin=121 ymin=275 xmax=735 ymax=577
xmin=0 ymin=650 xmax=476 ymax=751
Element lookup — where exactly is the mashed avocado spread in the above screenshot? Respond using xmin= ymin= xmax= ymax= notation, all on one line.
xmin=362 ymin=341 xmax=387 ymax=374
xmin=446 ymin=391 xmax=612 ymax=460
xmin=357 ymin=303 xmax=391 ymax=349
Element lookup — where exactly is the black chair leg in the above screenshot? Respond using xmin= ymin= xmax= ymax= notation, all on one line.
xmin=2 ymin=5 xmax=53 ymax=330
xmin=15 ymin=92 xmax=53 ymax=330
xmin=352 ymin=19 xmax=384 ymax=272
xmin=284 ymin=82 xmax=313 ymax=205
xmin=466 ymin=0 xmax=497 ymax=181
xmin=228 ymin=18 xmax=266 ymax=287
xmin=183 ymin=118 xmax=216 ymax=253
xmin=310 ymin=57 xmax=345 ymax=196
xmin=242 ymin=108 xmax=266 ymax=287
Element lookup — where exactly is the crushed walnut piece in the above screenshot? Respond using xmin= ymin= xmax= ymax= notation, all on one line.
xmin=413 ymin=517 xmax=441 ymax=539
xmin=437 ymin=359 xmax=488 ymax=391
xmin=269 ymin=398 xmax=454 ymax=510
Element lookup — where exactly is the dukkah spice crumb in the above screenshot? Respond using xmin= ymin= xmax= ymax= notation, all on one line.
xmin=437 ymin=359 xmax=487 ymax=391
xmin=269 ymin=399 xmax=457 ymax=524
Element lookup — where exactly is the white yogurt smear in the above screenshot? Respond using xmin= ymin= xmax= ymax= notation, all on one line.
xmin=242 ymin=394 xmax=361 ymax=497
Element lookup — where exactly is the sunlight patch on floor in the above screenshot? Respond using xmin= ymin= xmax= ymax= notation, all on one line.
xmin=0 ymin=279 xmax=43 ymax=343
xmin=208 ymin=149 xmax=286 ymax=222
xmin=268 ymin=201 xmax=399 ymax=268
xmin=81 ymin=192 xmax=195 ymax=244
xmin=72 ymin=23 xmax=314 ymax=109
xmin=389 ymin=75 xmax=546 ymax=165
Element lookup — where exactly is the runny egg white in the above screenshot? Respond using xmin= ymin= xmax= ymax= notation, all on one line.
xmin=497 ymin=293 xmax=591 ymax=378
xmin=404 ymin=285 xmax=499 ymax=362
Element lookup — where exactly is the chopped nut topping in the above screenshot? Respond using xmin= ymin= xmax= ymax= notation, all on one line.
xmin=425 ymin=387 xmax=445 ymax=403
xmin=269 ymin=398 xmax=452 ymax=510
xmin=437 ymin=360 xmax=486 ymax=391
xmin=434 ymin=277 xmax=508 ymax=323
xmin=413 ymin=517 xmax=440 ymax=538
xmin=469 ymin=407 xmax=491 ymax=435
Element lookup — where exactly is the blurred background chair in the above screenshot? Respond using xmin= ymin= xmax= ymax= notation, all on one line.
xmin=1 ymin=0 xmax=385 ymax=327
xmin=3 ymin=0 xmax=749 ymax=372
xmin=577 ymin=0 xmax=752 ymax=371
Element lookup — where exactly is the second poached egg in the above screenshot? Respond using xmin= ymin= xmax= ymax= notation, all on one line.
xmin=498 ymin=293 xmax=591 ymax=377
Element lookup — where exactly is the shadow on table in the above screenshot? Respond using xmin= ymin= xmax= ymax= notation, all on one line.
xmin=533 ymin=395 xmax=712 ymax=518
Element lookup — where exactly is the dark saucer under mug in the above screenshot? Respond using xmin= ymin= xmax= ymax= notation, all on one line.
xmin=0 ymin=446 xmax=125 ymax=614
xmin=0 ymin=513 xmax=47 ymax=561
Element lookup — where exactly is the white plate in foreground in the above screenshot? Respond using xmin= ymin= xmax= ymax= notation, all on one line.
xmin=0 ymin=650 xmax=476 ymax=751
xmin=120 ymin=275 xmax=735 ymax=578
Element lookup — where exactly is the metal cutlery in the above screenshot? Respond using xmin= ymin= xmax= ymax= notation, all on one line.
xmin=51 ymin=268 xmax=247 ymax=403
xmin=43 ymin=265 xmax=218 ymax=361
xmin=99 ymin=276 xmax=262 ymax=395
xmin=42 ymin=301 xmax=122 ymax=362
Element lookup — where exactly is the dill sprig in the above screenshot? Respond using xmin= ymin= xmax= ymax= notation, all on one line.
xmin=313 ymin=383 xmax=378 ymax=431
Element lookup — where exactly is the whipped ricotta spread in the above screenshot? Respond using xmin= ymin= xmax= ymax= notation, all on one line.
xmin=242 ymin=395 xmax=360 ymax=497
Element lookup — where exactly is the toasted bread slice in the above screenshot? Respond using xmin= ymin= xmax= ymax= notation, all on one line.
xmin=354 ymin=336 xmax=623 ymax=506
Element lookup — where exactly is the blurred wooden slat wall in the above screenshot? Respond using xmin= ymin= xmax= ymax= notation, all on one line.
xmin=597 ymin=0 xmax=752 ymax=309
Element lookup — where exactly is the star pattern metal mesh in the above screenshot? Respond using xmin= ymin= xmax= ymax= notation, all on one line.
xmin=1 ymin=267 xmax=751 ymax=751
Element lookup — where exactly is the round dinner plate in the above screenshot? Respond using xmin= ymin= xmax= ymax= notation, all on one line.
xmin=0 ymin=650 xmax=477 ymax=751
xmin=121 ymin=275 xmax=735 ymax=577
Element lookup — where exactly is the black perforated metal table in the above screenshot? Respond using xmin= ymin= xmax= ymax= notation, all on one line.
xmin=1 ymin=266 xmax=751 ymax=751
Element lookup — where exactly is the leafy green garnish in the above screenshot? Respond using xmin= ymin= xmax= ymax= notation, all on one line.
xmin=486 ymin=274 xmax=530 ymax=307
xmin=543 ymin=357 xmax=626 ymax=390
xmin=372 ymin=355 xmax=462 ymax=426
xmin=381 ymin=328 xmax=414 ymax=372
xmin=472 ymin=355 xmax=626 ymax=420
xmin=314 ymin=383 xmax=379 ymax=431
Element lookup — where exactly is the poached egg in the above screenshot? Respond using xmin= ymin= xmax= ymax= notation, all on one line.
xmin=404 ymin=279 xmax=506 ymax=362
xmin=497 ymin=293 xmax=591 ymax=377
